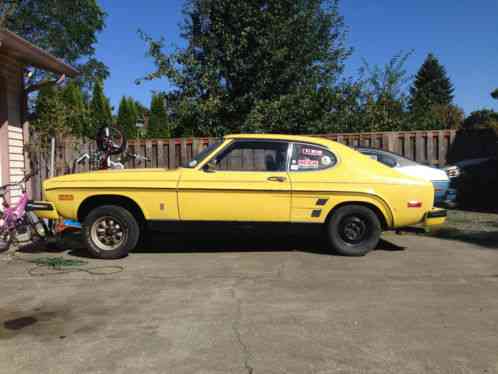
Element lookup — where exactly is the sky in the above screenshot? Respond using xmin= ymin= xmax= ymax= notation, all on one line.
xmin=95 ymin=0 xmax=498 ymax=115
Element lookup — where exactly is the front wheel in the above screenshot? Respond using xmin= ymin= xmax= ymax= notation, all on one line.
xmin=0 ymin=230 xmax=11 ymax=253
xmin=83 ymin=205 xmax=140 ymax=259
xmin=326 ymin=205 xmax=381 ymax=256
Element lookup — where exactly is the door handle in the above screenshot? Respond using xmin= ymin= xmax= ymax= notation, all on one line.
xmin=267 ymin=176 xmax=286 ymax=182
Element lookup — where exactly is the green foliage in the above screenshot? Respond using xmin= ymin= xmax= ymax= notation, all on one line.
xmin=463 ymin=109 xmax=498 ymax=131
xmin=148 ymin=94 xmax=170 ymax=138
xmin=491 ymin=89 xmax=498 ymax=101
xmin=89 ymin=81 xmax=113 ymax=136
xmin=409 ymin=53 xmax=454 ymax=113
xmin=117 ymin=97 xmax=138 ymax=138
xmin=32 ymin=85 xmax=68 ymax=142
xmin=356 ymin=52 xmax=412 ymax=131
xmin=2 ymin=0 xmax=108 ymax=89
xmin=140 ymin=0 xmax=350 ymax=135
xmin=60 ymin=82 xmax=89 ymax=137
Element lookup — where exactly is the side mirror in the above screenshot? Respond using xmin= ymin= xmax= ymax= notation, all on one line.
xmin=203 ymin=162 xmax=217 ymax=173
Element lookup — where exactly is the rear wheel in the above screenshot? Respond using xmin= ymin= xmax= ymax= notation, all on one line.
xmin=326 ymin=205 xmax=381 ymax=256
xmin=83 ymin=205 xmax=139 ymax=259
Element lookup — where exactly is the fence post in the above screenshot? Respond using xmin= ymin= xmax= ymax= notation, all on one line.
xmin=157 ymin=139 xmax=165 ymax=168
xmin=438 ymin=131 xmax=447 ymax=167
xmin=145 ymin=139 xmax=153 ymax=168
xmin=168 ymin=139 xmax=176 ymax=169
xmin=415 ymin=132 xmax=424 ymax=163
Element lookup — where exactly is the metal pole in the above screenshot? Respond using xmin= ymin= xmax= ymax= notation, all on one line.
xmin=50 ymin=137 xmax=55 ymax=178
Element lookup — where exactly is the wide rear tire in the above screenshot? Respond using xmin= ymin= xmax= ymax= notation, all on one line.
xmin=83 ymin=205 xmax=139 ymax=259
xmin=327 ymin=205 xmax=381 ymax=256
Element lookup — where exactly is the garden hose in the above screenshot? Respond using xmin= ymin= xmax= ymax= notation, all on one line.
xmin=10 ymin=252 xmax=124 ymax=276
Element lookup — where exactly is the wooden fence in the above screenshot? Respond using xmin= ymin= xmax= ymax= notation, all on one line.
xmin=30 ymin=129 xmax=459 ymax=199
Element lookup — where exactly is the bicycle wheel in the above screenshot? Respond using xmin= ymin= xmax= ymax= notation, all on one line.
xmin=96 ymin=126 xmax=127 ymax=155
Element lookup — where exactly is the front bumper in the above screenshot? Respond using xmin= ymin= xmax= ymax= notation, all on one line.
xmin=28 ymin=201 xmax=60 ymax=220
xmin=424 ymin=208 xmax=447 ymax=227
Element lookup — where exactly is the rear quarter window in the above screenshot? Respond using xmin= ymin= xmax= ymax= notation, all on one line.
xmin=290 ymin=143 xmax=337 ymax=172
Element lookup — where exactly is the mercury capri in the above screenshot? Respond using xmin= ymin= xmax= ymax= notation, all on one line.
xmin=36 ymin=134 xmax=446 ymax=258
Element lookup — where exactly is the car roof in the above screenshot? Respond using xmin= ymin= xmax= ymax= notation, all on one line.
xmin=225 ymin=133 xmax=334 ymax=147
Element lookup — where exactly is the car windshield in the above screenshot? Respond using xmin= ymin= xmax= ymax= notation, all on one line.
xmin=183 ymin=141 xmax=223 ymax=168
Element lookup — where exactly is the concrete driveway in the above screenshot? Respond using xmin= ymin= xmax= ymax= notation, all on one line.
xmin=0 ymin=233 xmax=497 ymax=374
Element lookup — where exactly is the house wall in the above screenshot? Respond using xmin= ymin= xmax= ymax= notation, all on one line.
xmin=0 ymin=51 xmax=26 ymax=202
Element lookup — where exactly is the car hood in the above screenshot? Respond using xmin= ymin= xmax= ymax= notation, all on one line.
xmin=396 ymin=165 xmax=449 ymax=182
xmin=43 ymin=168 xmax=182 ymax=191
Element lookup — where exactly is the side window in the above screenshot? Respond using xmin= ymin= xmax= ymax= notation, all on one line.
xmin=213 ymin=141 xmax=289 ymax=172
xmin=290 ymin=143 xmax=337 ymax=172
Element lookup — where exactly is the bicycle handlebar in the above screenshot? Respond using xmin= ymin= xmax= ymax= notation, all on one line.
xmin=0 ymin=171 xmax=36 ymax=191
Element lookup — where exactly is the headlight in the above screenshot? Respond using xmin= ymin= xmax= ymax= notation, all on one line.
xmin=444 ymin=166 xmax=460 ymax=178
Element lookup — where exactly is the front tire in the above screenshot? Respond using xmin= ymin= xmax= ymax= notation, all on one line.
xmin=327 ymin=205 xmax=381 ymax=256
xmin=83 ymin=205 xmax=139 ymax=259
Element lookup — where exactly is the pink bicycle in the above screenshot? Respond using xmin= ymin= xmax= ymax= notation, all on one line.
xmin=0 ymin=172 xmax=48 ymax=253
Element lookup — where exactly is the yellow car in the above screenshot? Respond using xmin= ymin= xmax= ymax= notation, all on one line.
xmin=37 ymin=134 xmax=446 ymax=259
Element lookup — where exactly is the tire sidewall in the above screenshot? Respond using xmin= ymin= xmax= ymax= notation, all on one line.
xmin=327 ymin=205 xmax=381 ymax=256
xmin=83 ymin=205 xmax=139 ymax=259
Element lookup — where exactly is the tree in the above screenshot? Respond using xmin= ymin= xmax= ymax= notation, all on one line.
xmin=463 ymin=109 xmax=498 ymax=130
xmin=140 ymin=0 xmax=351 ymax=135
xmin=2 ymin=0 xmax=108 ymax=90
xmin=491 ymin=89 xmax=498 ymax=101
xmin=31 ymin=85 xmax=68 ymax=142
xmin=89 ymin=81 xmax=112 ymax=136
xmin=148 ymin=94 xmax=170 ymax=138
xmin=356 ymin=52 xmax=412 ymax=131
xmin=409 ymin=53 xmax=454 ymax=112
xmin=61 ymin=82 xmax=89 ymax=137
xmin=117 ymin=97 xmax=138 ymax=138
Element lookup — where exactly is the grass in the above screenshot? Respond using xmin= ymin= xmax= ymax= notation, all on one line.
xmin=425 ymin=209 xmax=498 ymax=249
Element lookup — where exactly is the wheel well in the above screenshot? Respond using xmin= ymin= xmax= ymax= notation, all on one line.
xmin=325 ymin=202 xmax=388 ymax=230
xmin=78 ymin=195 xmax=146 ymax=226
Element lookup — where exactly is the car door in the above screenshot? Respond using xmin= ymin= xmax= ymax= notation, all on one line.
xmin=178 ymin=140 xmax=291 ymax=222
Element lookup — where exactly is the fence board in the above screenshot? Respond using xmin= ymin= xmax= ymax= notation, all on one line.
xmin=168 ymin=139 xmax=175 ymax=169
xmin=438 ymin=132 xmax=446 ymax=167
xmin=157 ymin=140 xmax=165 ymax=168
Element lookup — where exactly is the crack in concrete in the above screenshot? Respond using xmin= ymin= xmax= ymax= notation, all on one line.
xmin=231 ymin=287 xmax=255 ymax=374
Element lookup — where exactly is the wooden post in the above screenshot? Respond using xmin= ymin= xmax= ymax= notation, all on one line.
xmin=145 ymin=140 xmax=153 ymax=168
xmin=438 ymin=131 xmax=447 ymax=167
xmin=415 ymin=132 xmax=424 ymax=163
xmin=157 ymin=139 xmax=165 ymax=168
xmin=427 ymin=132 xmax=434 ymax=166
xmin=168 ymin=139 xmax=176 ymax=169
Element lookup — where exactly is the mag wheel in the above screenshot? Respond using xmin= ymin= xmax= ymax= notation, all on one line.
xmin=83 ymin=205 xmax=139 ymax=259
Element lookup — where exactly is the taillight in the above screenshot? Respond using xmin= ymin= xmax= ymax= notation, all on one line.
xmin=407 ymin=201 xmax=423 ymax=208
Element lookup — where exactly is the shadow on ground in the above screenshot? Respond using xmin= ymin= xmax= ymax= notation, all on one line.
xmin=19 ymin=231 xmax=405 ymax=258
xmin=426 ymin=228 xmax=498 ymax=250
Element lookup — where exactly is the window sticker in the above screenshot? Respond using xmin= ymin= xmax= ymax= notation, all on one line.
xmin=298 ymin=159 xmax=319 ymax=169
xmin=302 ymin=148 xmax=323 ymax=156
xmin=321 ymin=155 xmax=332 ymax=166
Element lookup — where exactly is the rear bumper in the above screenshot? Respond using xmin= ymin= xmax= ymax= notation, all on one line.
xmin=424 ymin=208 xmax=447 ymax=227
xmin=28 ymin=201 xmax=60 ymax=220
